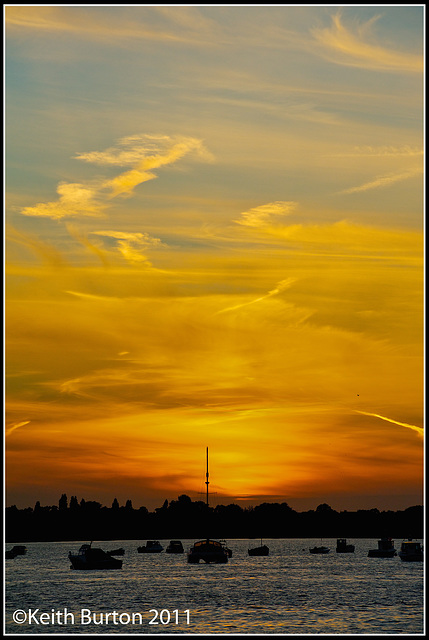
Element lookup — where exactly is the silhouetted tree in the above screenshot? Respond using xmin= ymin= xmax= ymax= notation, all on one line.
xmin=316 ymin=503 xmax=334 ymax=513
xmin=4 ymin=495 xmax=424 ymax=542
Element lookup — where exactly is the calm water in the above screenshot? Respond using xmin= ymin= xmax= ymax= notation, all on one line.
xmin=4 ymin=539 xmax=424 ymax=635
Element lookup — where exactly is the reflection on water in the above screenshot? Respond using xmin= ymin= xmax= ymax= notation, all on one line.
xmin=5 ymin=539 xmax=424 ymax=634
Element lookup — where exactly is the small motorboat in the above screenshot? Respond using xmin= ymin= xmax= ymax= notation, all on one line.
xmin=368 ymin=537 xmax=396 ymax=558
xmin=309 ymin=545 xmax=330 ymax=554
xmin=187 ymin=538 xmax=229 ymax=564
xmin=137 ymin=540 xmax=163 ymax=553
xmin=6 ymin=549 xmax=18 ymax=559
xmin=248 ymin=538 xmax=269 ymax=556
xmin=106 ymin=547 xmax=125 ymax=556
xmin=68 ymin=543 xmax=122 ymax=569
xmin=398 ymin=539 xmax=423 ymax=562
xmin=336 ymin=538 xmax=355 ymax=553
xmin=166 ymin=540 xmax=184 ymax=554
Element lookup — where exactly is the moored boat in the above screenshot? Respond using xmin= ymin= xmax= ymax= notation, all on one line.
xmin=398 ymin=539 xmax=423 ymax=562
xmin=188 ymin=538 xmax=229 ymax=564
xmin=106 ymin=547 xmax=125 ymax=556
xmin=6 ymin=545 xmax=27 ymax=558
xmin=187 ymin=447 xmax=230 ymax=564
xmin=137 ymin=540 xmax=163 ymax=553
xmin=368 ymin=537 xmax=396 ymax=558
xmin=309 ymin=545 xmax=330 ymax=554
xmin=248 ymin=544 xmax=269 ymax=556
xmin=68 ymin=543 xmax=122 ymax=569
xmin=336 ymin=538 xmax=355 ymax=553
xmin=248 ymin=538 xmax=269 ymax=556
xmin=11 ymin=545 xmax=27 ymax=555
xmin=166 ymin=540 xmax=184 ymax=554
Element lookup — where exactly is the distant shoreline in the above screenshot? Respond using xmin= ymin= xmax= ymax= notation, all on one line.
xmin=5 ymin=495 xmax=423 ymax=543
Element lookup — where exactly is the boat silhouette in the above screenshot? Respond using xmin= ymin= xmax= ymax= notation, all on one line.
xmin=68 ymin=543 xmax=122 ymax=569
xmin=166 ymin=540 xmax=184 ymax=554
xmin=398 ymin=539 xmax=423 ymax=561
xmin=137 ymin=540 xmax=163 ymax=553
xmin=248 ymin=538 xmax=269 ymax=556
xmin=187 ymin=448 xmax=230 ymax=564
xmin=336 ymin=538 xmax=355 ymax=553
xmin=368 ymin=537 xmax=396 ymax=558
xmin=310 ymin=539 xmax=330 ymax=554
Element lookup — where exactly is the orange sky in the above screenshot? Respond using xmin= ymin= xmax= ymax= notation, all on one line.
xmin=5 ymin=6 xmax=424 ymax=511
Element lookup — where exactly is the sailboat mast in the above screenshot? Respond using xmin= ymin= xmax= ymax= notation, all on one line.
xmin=205 ymin=447 xmax=209 ymax=507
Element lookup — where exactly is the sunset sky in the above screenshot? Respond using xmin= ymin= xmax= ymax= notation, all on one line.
xmin=5 ymin=5 xmax=424 ymax=512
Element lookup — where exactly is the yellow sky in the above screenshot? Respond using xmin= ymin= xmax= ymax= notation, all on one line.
xmin=5 ymin=6 xmax=424 ymax=511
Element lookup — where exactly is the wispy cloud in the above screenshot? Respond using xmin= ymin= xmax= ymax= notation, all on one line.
xmin=216 ymin=278 xmax=297 ymax=315
xmin=97 ymin=135 xmax=213 ymax=198
xmin=90 ymin=230 xmax=164 ymax=264
xmin=312 ymin=12 xmax=422 ymax=74
xmin=355 ymin=411 xmax=423 ymax=437
xmin=338 ymin=167 xmax=422 ymax=195
xmin=6 ymin=225 xmax=67 ymax=266
xmin=76 ymin=134 xmax=213 ymax=167
xmin=6 ymin=421 xmax=31 ymax=437
xmin=20 ymin=182 xmax=106 ymax=220
xmin=332 ymin=146 xmax=423 ymax=158
xmin=5 ymin=6 xmax=208 ymax=46
xmin=20 ymin=134 xmax=213 ymax=219
xmin=235 ymin=201 xmax=297 ymax=228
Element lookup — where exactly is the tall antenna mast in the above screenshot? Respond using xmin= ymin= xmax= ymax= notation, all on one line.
xmin=205 ymin=447 xmax=209 ymax=507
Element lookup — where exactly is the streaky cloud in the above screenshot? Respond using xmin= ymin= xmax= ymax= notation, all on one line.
xmin=7 ymin=225 xmax=66 ymax=266
xmin=235 ymin=201 xmax=297 ymax=228
xmin=312 ymin=12 xmax=422 ymax=74
xmin=5 ymin=6 xmax=209 ymax=47
xmin=78 ymin=134 xmax=214 ymax=198
xmin=6 ymin=421 xmax=31 ymax=437
xmin=338 ymin=167 xmax=422 ymax=195
xmin=19 ymin=133 xmax=213 ymax=220
xmin=216 ymin=277 xmax=296 ymax=315
xmin=355 ymin=410 xmax=423 ymax=437
xmin=90 ymin=230 xmax=164 ymax=264
xmin=332 ymin=145 xmax=423 ymax=158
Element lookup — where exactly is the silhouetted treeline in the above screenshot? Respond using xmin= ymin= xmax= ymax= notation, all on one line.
xmin=5 ymin=494 xmax=423 ymax=543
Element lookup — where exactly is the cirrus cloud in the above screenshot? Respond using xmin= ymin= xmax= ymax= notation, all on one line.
xmin=312 ymin=12 xmax=422 ymax=74
xmin=338 ymin=167 xmax=422 ymax=195
xmin=90 ymin=230 xmax=165 ymax=264
xmin=234 ymin=201 xmax=298 ymax=228
xmin=20 ymin=133 xmax=213 ymax=219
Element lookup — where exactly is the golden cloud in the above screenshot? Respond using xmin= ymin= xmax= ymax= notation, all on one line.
xmin=235 ymin=201 xmax=298 ymax=228
xmin=90 ymin=230 xmax=164 ymax=264
xmin=312 ymin=13 xmax=423 ymax=74
xmin=338 ymin=167 xmax=422 ymax=195
xmin=20 ymin=182 xmax=106 ymax=220
xmin=19 ymin=134 xmax=213 ymax=219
